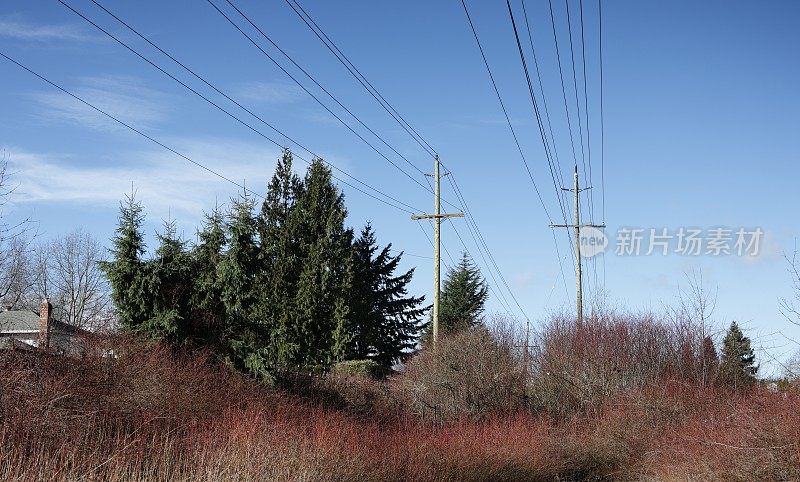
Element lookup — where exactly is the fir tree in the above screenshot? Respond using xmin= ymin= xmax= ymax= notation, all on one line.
xmin=257 ymin=150 xmax=303 ymax=368
xmin=191 ymin=207 xmax=227 ymax=350
xmin=350 ymin=224 xmax=427 ymax=369
xmin=146 ymin=220 xmax=193 ymax=342
xmin=719 ymin=321 xmax=758 ymax=388
xmin=219 ymin=192 xmax=259 ymax=318
xmin=218 ymin=192 xmax=266 ymax=375
xmin=292 ymin=159 xmax=354 ymax=369
xmin=431 ymin=252 xmax=489 ymax=337
xmin=101 ymin=193 xmax=152 ymax=330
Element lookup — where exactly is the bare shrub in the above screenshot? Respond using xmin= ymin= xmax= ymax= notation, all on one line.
xmin=399 ymin=327 xmax=527 ymax=421
xmin=529 ymin=310 xmax=708 ymax=418
xmin=1 ymin=332 xmax=799 ymax=480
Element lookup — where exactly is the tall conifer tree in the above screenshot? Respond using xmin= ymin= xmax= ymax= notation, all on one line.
xmin=147 ymin=220 xmax=193 ymax=342
xmin=191 ymin=207 xmax=227 ymax=349
xmin=292 ymin=159 xmax=354 ymax=369
xmin=257 ymin=150 xmax=303 ymax=367
xmin=219 ymin=192 xmax=267 ymax=376
xmin=350 ymin=223 xmax=427 ymax=368
xmin=101 ymin=193 xmax=152 ymax=331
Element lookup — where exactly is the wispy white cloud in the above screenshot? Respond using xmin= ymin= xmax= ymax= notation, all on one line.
xmin=236 ymin=81 xmax=306 ymax=105
xmin=4 ymin=140 xmax=283 ymax=223
xmin=0 ymin=16 xmax=96 ymax=42
xmin=30 ymin=76 xmax=169 ymax=132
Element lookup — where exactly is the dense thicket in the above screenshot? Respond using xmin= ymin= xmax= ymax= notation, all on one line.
xmin=102 ymin=150 xmax=428 ymax=378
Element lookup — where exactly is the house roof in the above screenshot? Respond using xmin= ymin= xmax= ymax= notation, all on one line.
xmin=0 ymin=310 xmax=40 ymax=333
xmin=0 ymin=309 xmax=86 ymax=335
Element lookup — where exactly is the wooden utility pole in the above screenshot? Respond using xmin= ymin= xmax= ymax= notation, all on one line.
xmin=550 ymin=166 xmax=605 ymax=323
xmin=412 ymin=155 xmax=463 ymax=345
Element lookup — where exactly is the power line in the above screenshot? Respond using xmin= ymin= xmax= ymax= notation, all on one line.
xmin=505 ymin=0 xmax=574 ymax=301
xmin=518 ymin=0 xmax=572 ymax=302
xmin=520 ymin=0 xmax=566 ymax=189
xmin=547 ymin=0 xmax=581 ymax=181
xmin=446 ymin=188 xmax=516 ymax=319
xmin=0 ymin=51 xmax=419 ymax=216
xmin=547 ymin=0 xmax=594 ymax=306
xmin=599 ymin=0 xmax=607 ymax=291
xmin=285 ymin=0 xmax=536 ymax=322
xmin=447 ymin=173 xmax=532 ymax=323
xmin=460 ymin=0 xmax=570 ymax=314
xmin=576 ymin=0 xmax=599 ymax=299
xmin=447 ymin=218 xmax=515 ymax=317
xmin=282 ymin=0 xmax=437 ymax=159
xmin=505 ymin=0 xmax=572 ymax=230
xmin=416 ymin=221 xmax=451 ymax=270
xmin=60 ymin=0 xmax=420 ymax=215
xmin=459 ymin=0 xmax=554 ymax=225
xmin=0 ymin=51 xmax=252 ymax=198
xmin=208 ymin=0 xmax=434 ymax=195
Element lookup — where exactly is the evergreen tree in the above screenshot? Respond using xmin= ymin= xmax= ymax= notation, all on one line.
xmin=191 ymin=207 xmax=227 ymax=349
xmin=219 ymin=193 xmax=259 ymax=318
xmin=146 ymin=220 xmax=193 ymax=342
xmin=292 ymin=159 xmax=354 ymax=369
xmin=257 ymin=150 xmax=303 ymax=368
xmin=101 ymin=193 xmax=152 ymax=330
xmin=350 ymin=224 xmax=428 ymax=369
xmin=719 ymin=321 xmax=758 ymax=388
xmin=218 ymin=192 xmax=266 ymax=376
xmin=430 ymin=252 xmax=489 ymax=337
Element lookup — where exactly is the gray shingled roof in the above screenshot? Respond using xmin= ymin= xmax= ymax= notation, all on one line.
xmin=0 ymin=310 xmax=41 ymax=332
xmin=0 ymin=308 xmax=88 ymax=338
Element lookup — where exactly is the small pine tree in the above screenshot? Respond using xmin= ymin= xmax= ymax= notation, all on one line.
xmin=719 ymin=321 xmax=758 ymax=388
xmin=101 ymin=193 xmax=152 ymax=330
xmin=350 ymin=223 xmax=428 ymax=369
xmin=428 ymin=252 xmax=489 ymax=338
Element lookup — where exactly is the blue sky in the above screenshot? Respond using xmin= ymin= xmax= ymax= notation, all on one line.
xmin=1 ymin=1 xmax=799 ymax=372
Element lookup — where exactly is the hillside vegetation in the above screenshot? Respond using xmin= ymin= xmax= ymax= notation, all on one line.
xmin=1 ymin=314 xmax=798 ymax=482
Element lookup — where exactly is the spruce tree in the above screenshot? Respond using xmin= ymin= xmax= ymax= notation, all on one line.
xmin=101 ymin=193 xmax=152 ymax=330
xmin=218 ymin=192 xmax=267 ymax=376
xmin=191 ymin=207 xmax=227 ymax=349
xmin=351 ymin=223 xmax=427 ymax=369
xmin=719 ymin=321 xmax=758 ymax=388
xmin=431 ymin=252 xmax=489 ymax=337
xmin=147 ymin=220 xmax=193 ymax=342
xmin=292 ymin=159 xmax=354 ymax=369
xmin=219 ymin=192 xmax=259 ymax=318
xmin=257 ymin=150 xmax=303 ymax=368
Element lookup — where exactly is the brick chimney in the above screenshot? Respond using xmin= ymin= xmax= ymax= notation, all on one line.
xmin=39 ymin=298 xmax=51 ymax=351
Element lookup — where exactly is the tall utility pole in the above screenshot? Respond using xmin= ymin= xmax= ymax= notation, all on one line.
xmin=412 ymin=155 xmax=464 ymax=345
xmin=550 ymin=166 xmax=605 ymax=323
